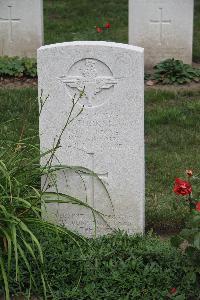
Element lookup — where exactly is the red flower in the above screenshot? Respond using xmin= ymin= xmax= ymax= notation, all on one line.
xmin=195 ymin=202 xmax=200 ymax=212
xmin=96 ymin=27 xmax=103 ymax=33
xmin=186 ymin=169 xmax=193 ymax=177
xmin=105 ymin=22 xmax=111 ymax=29
xmin=173 ymin=178 xmax=192 ymax=196
xmin=170 ymin=287 xmax=177 ymax=294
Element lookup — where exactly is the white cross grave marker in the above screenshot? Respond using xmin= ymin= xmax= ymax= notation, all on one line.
xmin=129 ymin=0 xmax=194 ymax=68
xmin=0 ymin=5 xmax=20 ymax=42
xmin=150 ymin=7 xmax=171 ymax=45
xmin=0 ymin=0 xmax=43 ymax=57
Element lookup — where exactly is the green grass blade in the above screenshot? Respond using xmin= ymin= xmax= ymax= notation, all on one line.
xmin=10 ymin=224 xmax=18 ymax=281
xmin=0 ymin=255 xmax=10 ymax=300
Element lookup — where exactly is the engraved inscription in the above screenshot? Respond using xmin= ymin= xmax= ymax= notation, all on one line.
xmin=0 ymin=5 xmax=21 ymax=42
xmin=58 ymin=58 xmax=118 ymax=108
xmin=56 ymin=212 xmax=136 ymax=236
xmin=85 ymin=152 xmax=108 ymax=207
xmin=57 ymin=212 xmax=112 ymax=236
xmin=150 ymin=8 xmax=171 ymax=45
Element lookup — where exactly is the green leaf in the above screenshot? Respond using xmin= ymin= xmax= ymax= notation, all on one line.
xmin=10 ymin=224 xmax=19 ymax=281
xmin=174 ymin=295 xmax=186 ymax=300
xmin=152 ymin=58 xmax=200 ymax=85
xmin=0 ymin=256 xmax=10 ymax=300
xmin=171 ymin=235 xmax=184 ymax=248
xmin=193 ymin=232 xmax=200 ymax=249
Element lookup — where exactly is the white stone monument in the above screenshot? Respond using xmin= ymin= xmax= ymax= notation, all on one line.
xmin=38 ymin=41 xmax=144 ymax=237
xmin=0 ymin=0 xmax=43 ymax=57
xmin=129 ymin=0 xmax=194 ymax=69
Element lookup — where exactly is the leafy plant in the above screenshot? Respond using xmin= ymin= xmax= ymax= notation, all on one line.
xmin=0 ymin=90 xmax=105 ymax=299
xmin=152 ymin=58 xmax=200 ymax=84
xmin=0 ymin=143 xmax=96 ymax=299
xmin=0 ymin=142 xmax=53 ymax=300
xmin=0 ymin=92 xmax=82 ymax=300
xmin=171 ymin=170 xmax=200 ymax=289
xmin=21 ymin=58 xmax=37 ymax=78
xmin=144 ymin=72 xmax=151 ymax=81
xmin=3 ymin=231 xmax=200 ymax=299
xmin=0 ymin=56 xmax=37 ymax=78
xmin=95 ymin=17 xmax=111 ymax=33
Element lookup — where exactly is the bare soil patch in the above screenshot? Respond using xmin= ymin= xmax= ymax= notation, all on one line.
xmin=1 ymin=76 xmax=200 ymax=92
xmin=0 ymin=77 xmax=37 ymax=89
xmin=145 ymin=81 xmax=200 ymax=92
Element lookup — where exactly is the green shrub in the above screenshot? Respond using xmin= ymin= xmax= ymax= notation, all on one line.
xmin=2 ymin=231 xmax=199 ymax=300
xmin=152 ymin=58 xmax=200 ymax=85
xmin=0 ymin=56 xmax=37 ymax=78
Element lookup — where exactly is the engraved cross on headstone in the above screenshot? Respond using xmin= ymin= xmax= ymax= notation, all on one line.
xmin=86 ymin=152 xmax=108 ymax=207
xmin=150 ymin=8 xmax=171 ymax=45
xmin=0 ymin=5 xmax=21 ymax=42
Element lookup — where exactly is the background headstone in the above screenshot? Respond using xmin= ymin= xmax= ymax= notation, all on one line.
xmin=38 ymin=41 xmax=144 ymax=237
xmin=0 ymin=0 xmax=43 ymax=57
xmin=129 ymin=0 xmax=194 ymax=69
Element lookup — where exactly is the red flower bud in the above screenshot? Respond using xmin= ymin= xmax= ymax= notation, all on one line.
xmin=170 ymin=287 xmax=177 ymax=294
xmin=173 ymin=178 xmax=192 ymax=196
xmin=195 ymin=202 xmax=200 ymax=212
xmin=105 ymin=22 xmax=111 ymax=29
xmin=96 ymin=26 xmax=103 ymax=33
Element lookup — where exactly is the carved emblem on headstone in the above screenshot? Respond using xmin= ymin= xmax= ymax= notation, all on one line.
xmin=58 ymin=58 xmax=117 ymax=107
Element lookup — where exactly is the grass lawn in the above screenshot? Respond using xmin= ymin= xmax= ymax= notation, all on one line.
xmin=1 ymin=88 xmax=199 ymax=232
xmin=44 ymin=0 xmax=200 ymax=62
xmin=0 ymin=2 xmax=200 ymax=298
xmin=145 ymin=89 xmax=200 ymax=231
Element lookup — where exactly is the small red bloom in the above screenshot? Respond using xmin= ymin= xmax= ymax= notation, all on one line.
xmin=173 ymin=178 xmax=192 ymax=196
xmin=170 ymin=287 xmax=177 ymax=294
xmin=195 ymin=202 xmax=200 ymax=212
xmin=186 ymin=169 xmax=193 ymax=177
xmin=105 ymin=22 xmax=111 ymax=29
xmin=96 ymin=27 xmax=103 ymax=33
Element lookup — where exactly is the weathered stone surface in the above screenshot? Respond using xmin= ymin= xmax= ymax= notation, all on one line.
xmin=38 ymin=41 xmax=144 ymax=237
xmin=129 ymin=0 xmax=194 ymax=69
xmin=0 ymin=0 xmax=43 ymax=57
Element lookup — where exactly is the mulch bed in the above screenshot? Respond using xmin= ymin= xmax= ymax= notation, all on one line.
xmin=0 ymin=77 xmax=37 ymax=88
xmin=145 ymin=81 xmax=200 ymax=92
xmin=1 ymin=76 xmax=200 ymax=92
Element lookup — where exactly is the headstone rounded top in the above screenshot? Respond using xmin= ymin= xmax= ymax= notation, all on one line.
xmin=38 ymin=41 xmax=144 ymax=54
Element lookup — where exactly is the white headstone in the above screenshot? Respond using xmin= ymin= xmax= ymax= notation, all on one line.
xmin=0 ymin=0 xmax=43 ymax=57
xmin=38 ymin=41 xmax=144 ymax=237
xmin=129 ymin=0 xmax=194 ymax=69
